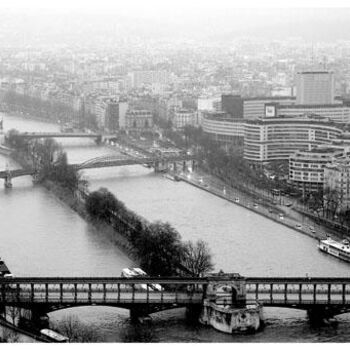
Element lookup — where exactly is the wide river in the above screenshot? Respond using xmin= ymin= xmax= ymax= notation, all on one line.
xmin=1 ymin=113 xmax=350 ymax=342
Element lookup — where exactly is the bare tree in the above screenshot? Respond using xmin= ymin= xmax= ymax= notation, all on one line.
xmin=52 ymin=315 xmax=100 ymax=343
xmin=1 ymin=328 xmax=19 ymax=343
xmin=181 ymin=239 xmax=214 ymax=277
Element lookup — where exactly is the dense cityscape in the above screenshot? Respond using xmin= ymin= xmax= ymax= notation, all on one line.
xmin=1 ymin=2 xmax=350 ymax=344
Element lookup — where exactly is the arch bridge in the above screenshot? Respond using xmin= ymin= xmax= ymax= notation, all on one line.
xmin=74 ymin=153 xmax=196 ymax=171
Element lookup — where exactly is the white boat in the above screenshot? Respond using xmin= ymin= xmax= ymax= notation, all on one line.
xmin=40 ymin=329 xmax=69 ymax=343
xmin=318 ymin=237 xmax=350 ymax=262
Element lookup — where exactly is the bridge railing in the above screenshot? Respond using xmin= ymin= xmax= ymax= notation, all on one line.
xmin=246 ymin=280 xmax=350 ymax=305
xmin=0 ymin=278 xmax=208 ymax=307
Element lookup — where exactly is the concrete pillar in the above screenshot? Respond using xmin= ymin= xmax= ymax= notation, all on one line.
xmin=307 ymin=307 xmax=336 ymax=325
xmin=129 ymin=307 xmax=150 ymax=324
xmin=4 ymin=174 xmax=12 ymax=188
xmin=185 ymin=305 xmax=202 ymax=324
xmin=154 ymin=161 xmax=159 ymax=173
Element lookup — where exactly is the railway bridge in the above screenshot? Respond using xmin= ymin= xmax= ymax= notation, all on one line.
xmin=2 ymin=275 xmax=350 ymax=326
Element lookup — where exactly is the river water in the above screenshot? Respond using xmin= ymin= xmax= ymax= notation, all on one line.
xmin=1 ymin=113 xmax=350 ymax=342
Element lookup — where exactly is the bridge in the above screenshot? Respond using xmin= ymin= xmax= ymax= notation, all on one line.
xmin=75 ymin=154 xmax=196 ymax=171
xmin=2 ymin=276 xmax=350 ymax=318
xmin=0 ymin=169 xmax=34 ymax=179
xmin=0 ymin=153 xmax=197 ymax=185
xmin=15 ymin=132 xmax=106 ymax=140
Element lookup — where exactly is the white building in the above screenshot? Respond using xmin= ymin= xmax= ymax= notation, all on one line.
xmin=243 ymin=116 xmax=342 ymax=163
xmin=324 ymin=158 xmax=350 ymax=211
xmin=173 ymin=109 xmax=197 ymax=129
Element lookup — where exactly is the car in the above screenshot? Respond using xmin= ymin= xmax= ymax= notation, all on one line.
xmin=295 ymin=224 xmax=302 ymax=229
xmin=309 ymin=226 xmax=316 ymax=233
xmin=234 ymin=197 xmax=240 ymax=203
xmin=253 ymin=203 xmax=258 ymax=209
xmin=285 ymin=202 xmax=293 ymax=207
xmin=279 ymin=213 xmax=284 ymax=220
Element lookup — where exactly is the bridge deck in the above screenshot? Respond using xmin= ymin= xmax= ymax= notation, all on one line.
xmin=18 ymin=133 xmax=103 ymax=139
xmin=2 ymin=277 xmax=350 ymax=310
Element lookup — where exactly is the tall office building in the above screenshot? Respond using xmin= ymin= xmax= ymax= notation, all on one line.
xmin=221 ymin=95 xmax=243 ymax=119
xmin=296 ymin=71 xmax=335 ymax=105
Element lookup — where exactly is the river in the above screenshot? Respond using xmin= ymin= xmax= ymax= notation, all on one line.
xmin=1 ymin=112 xmax=350 ymax=342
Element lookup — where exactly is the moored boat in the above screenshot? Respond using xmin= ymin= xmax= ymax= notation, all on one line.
xmin=318 ymin=237 xmax=350 ymax=262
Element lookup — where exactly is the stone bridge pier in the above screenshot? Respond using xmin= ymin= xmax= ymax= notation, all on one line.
xmin=206 ymin=273 xmax=246 ymax=306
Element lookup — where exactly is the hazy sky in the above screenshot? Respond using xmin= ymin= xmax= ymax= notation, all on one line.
xmin=1 ymin=0 xmax=349 ymax=16
xmin=1 ymin=1 xmax=350 ymax=44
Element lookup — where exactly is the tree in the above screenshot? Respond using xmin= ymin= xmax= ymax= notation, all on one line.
xmin=323 ymin=187 xmax=341 ymax=219
xmin=5 ymin=128 xmax=28 ymax=149
xmin=135 ymin=221 xmax=183 ymax=276
xmin=51 ymin=150 xmax=87 ymax=193
xmin=53 ymin=315 xmax=100 ymax=343
xmin=85 ymin=187 xmax=121 ymax=221
xmin=181 ymin=240 xmax=214 ymax=277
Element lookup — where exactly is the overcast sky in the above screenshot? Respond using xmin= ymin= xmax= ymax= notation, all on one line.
xmin=1 ymin=1 xmax=350 ymax=44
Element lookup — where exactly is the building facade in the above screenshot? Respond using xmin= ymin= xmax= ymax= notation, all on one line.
xmin=289 ymin=147 xmax=345 ymax=193
xmin=221 ymin=94 xmax=243 ymax=118
xmin=202 ymin=112 xmax=244 ymax=149
xmin=243 ymin=116 xmax=342 ymax=163
xmin=296 ymin=71 xmax=335 ymax=105
xmin=128 ymin=70 xmax=171 ymax=89
xmin=324 ymin=158 xmax=350 ymax=211
xmin=172 ymin=109 xmax=197 ymax=129
xmin=125 ymin=110 xmax=153 ymax=132
xmin=243 ymin=96 xmax=296 ymax=120
xmin=277 ymin=104 xmax=350 ymax=123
